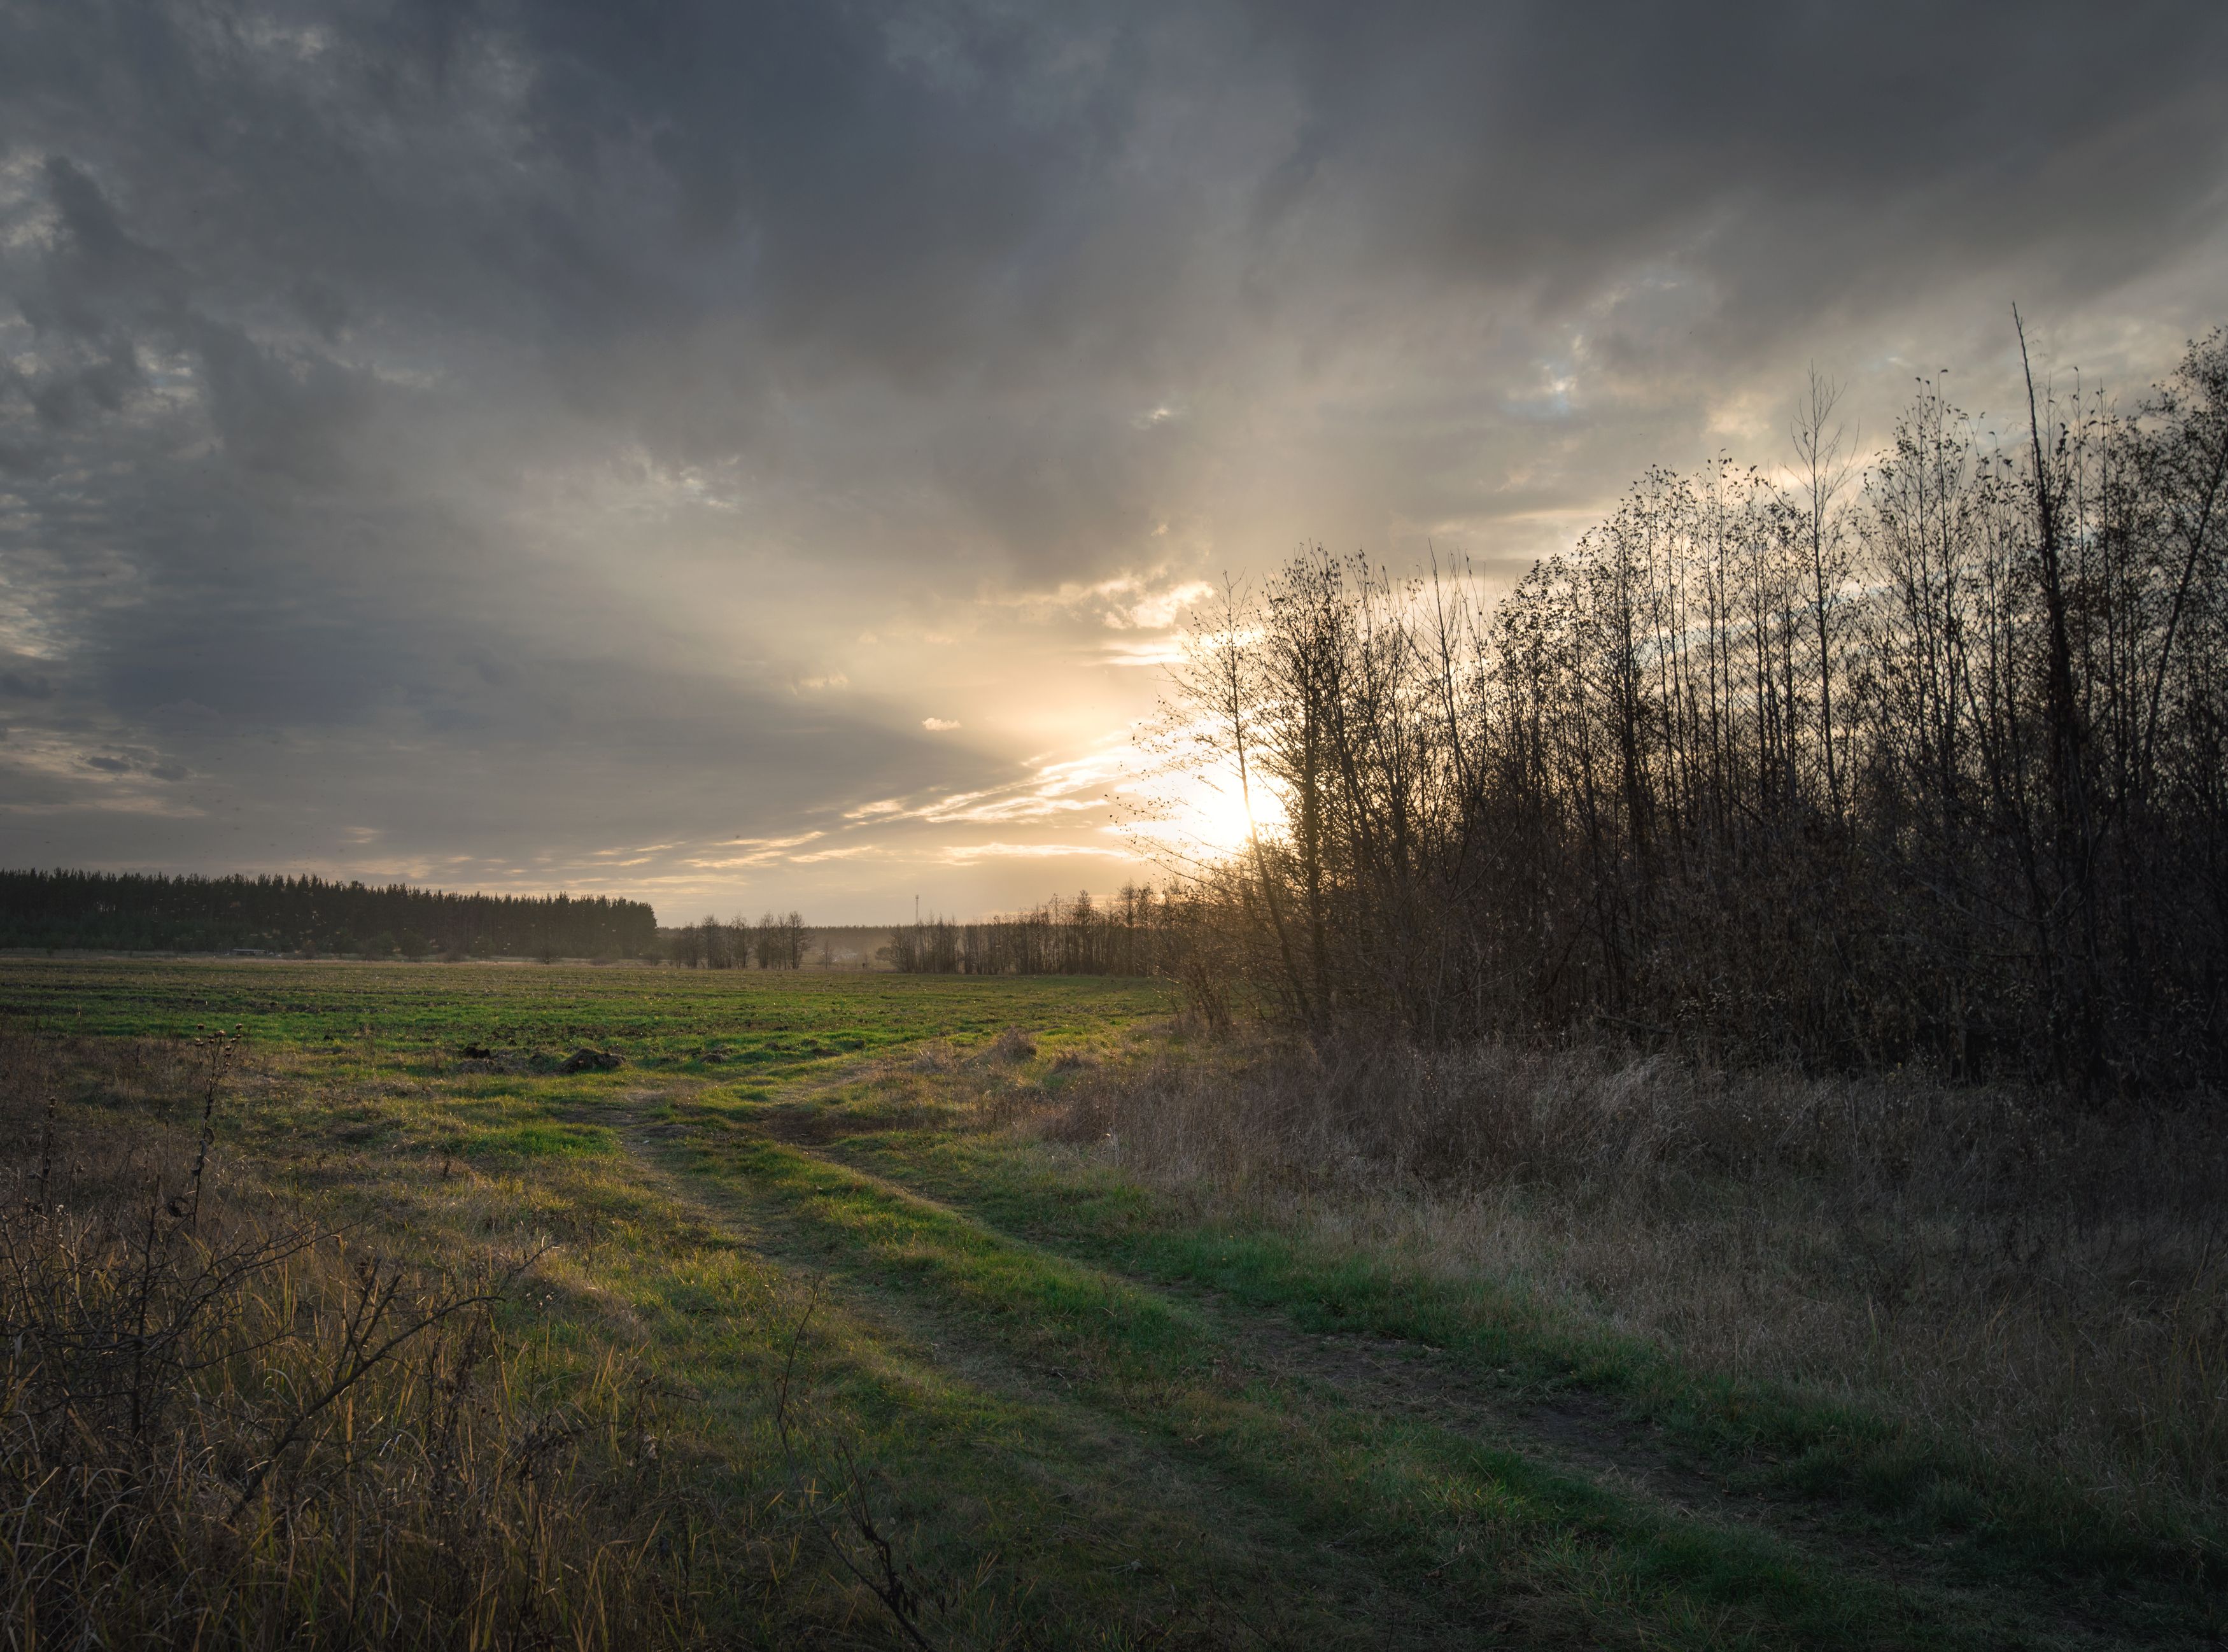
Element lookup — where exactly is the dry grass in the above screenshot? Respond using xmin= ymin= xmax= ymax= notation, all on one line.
xmin=0 ymin=1024 xmax=714 ymax=1650
xmin=1043 ymin=1033 xmax=2228 ymax=1534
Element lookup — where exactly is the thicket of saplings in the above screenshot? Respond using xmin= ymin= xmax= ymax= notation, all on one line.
xmin=1073 ymin=327 xmax=2228 ymax=1541
xmin=1167 ymin=327 xmax=2227 ymax=1091
xmin=0 ymin=1024 xmax=718 ymax=1649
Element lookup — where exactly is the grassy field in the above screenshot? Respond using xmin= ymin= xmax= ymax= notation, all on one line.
xmin=0 ymin=955 xmax=1157 ymax=1067
xmin=3 ymin=957 xmax=2218 ymax=1649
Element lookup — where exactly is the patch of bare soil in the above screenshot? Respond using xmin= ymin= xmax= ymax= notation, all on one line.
xmin=754 ymin=1101 xmax=932 ymax=1146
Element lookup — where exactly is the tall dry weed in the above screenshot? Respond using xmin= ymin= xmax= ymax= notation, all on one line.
xmin=1045 ymin=1034 xmax=2228 ymax=1528
xmin=0 ymin=1022 xmax=716 ymax=1650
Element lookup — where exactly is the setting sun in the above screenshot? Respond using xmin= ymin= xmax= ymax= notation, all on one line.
xmin=1178 ymin=770 xmax=1283 ymax=855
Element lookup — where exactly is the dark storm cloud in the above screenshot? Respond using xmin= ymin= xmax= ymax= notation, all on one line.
xmin=1249 ymin=3 xmax=2227 ymax=271
xmin=0 ymin=0 xmax=2222 ymax=912
xmin=11 ymin=4 xmax=2226 ymax=365
xmin=8 ymin=3 xmax=2221 ymax=479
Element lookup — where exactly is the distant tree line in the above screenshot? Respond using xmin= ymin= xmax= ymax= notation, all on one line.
xmin=1162 ymin=326 xmax=2228 ymax=1092
xmin=891 ymin=886 xmax=1175 ymax=976
xmin=0 ymin=870 xmax=658 ymax=959
xmin=668 ymin=910 xmax=810 ymax=969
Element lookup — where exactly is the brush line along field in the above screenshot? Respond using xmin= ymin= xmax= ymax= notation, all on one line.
xmin=2 ymin=957 xmax=2217 ymax=1649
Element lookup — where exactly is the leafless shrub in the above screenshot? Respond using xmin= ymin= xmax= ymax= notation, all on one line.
xmin=772 ymin=1287 xmax=947 ymax=1651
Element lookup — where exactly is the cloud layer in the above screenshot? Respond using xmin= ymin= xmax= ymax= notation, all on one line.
xmin=4 ymin=0 xmax=2224 ymax=920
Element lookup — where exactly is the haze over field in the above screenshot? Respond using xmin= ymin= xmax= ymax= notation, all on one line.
xmin=3 ymin=1 xmax=2225 ymax=920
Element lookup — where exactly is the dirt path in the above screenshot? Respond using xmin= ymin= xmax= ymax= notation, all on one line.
xmin=623 ymin=1125 xmax=1490 ymax=1647
xmin=1157 ymin=1295 xmax=2137 ymax=1644
xmin=604 ymin=1089 xmax=2173 ymax=1651
xmin=821 ymin=1160 xmax=2161 ymax=1652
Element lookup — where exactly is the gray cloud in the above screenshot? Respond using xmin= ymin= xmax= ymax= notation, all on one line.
xmin=1 ymin=0 xmax=2223 ymax=917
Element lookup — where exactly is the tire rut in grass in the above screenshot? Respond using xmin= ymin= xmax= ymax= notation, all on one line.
xmin=612 ymin=1122 xmax=1486 ymax=1651
xmin=1190 ymin=1300 xmax=2210 ymax=1650
xmin=776 ymin=1132 xmax=2195 ymax=1652
xmin=674 ymin=1122 xmax=2137 ymax=1651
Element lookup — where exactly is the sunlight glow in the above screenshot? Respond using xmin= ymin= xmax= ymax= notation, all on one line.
xmin=1147 ymin=766 xmax=1287 ymax=858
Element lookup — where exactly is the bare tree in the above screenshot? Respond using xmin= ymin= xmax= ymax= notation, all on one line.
xmin=1145 ymin=325 xmax=2228 ymax=1092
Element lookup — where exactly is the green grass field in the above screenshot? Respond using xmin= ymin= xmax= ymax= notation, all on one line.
xmin=5 ymin=957 xmax=2215 ymax=1648
xmin=0 ymin=955 xmax=1167 ymax=1068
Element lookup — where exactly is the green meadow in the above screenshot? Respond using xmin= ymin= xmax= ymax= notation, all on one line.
xmin=4 ymin=957 xmax=2213 ymax=1649
xmin=0 ymin=955 xmax=1166 ymax=1066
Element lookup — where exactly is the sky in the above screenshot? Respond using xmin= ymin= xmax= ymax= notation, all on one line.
xmin=2 ymin=1 xmax=2225 ymax=924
